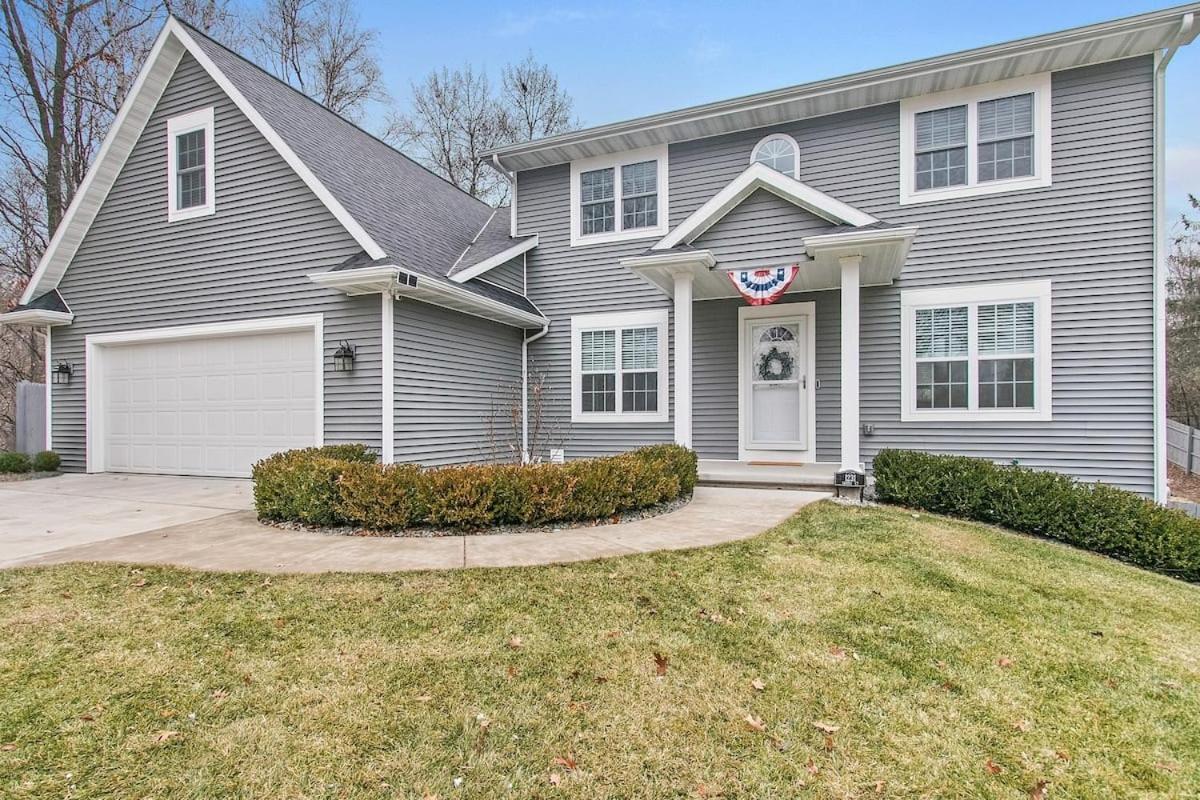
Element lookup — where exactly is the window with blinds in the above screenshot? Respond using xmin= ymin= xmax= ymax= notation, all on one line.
xmin=574 ymin=315 xmax=665 ymax=419
xmin=914 ymin=106 xmax=967 ymax=190
xmin=978 ymin=93 xmax=1034 ymax=182
xmin=914 ymin=306 xmax=969 ymax=409
xmin=978 ymin=302 xmax=1035 ymax=408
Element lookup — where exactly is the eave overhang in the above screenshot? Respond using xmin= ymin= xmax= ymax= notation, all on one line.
xmin=622 ymin=226 xmax=917 ymax=300
xmin=0 ymin=309 xmax=74 ymax=327
xmin=487 ymin=4 xmax=1200 ymax=171
xmin=308 ymin=265 xmax=547 ymax=329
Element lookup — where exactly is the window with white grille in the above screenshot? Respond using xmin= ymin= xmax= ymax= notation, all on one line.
xmin=166 ymin=107 xmax=215 ymax=221
xmin=901 ymin=281 xmax=1051 ymax=421
xmin=571 ymin=310 xmax=668 ymax=422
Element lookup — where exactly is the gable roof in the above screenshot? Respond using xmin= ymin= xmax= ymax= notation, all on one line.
xmin=20 ymin=17 xmax=536 ymax=321
xmin=448 ymin=207 xmax=538 ymax=284
xmin=653 ymin=162 xmax=878 ymax=251
xmin=487 ymin=3 xmax=1199 ymax=171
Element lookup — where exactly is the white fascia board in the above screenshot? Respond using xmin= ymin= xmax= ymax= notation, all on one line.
xmin=653 ymin=163 xmax=877 ymax=250
xmin=307 ymin=265 xmax=400 ymax=290
xmin=487 ymin=4 xmax=1200 ymax=171
xmin=449 ymin=234 xmax=539 ymax=284
xmin=20 ymin=24 xmax=182 ymax=305
xmin=619 ymin=249 xmax=717 ymax=271
xmin=23 ymin=18 xmax=386 ymax=305
xmin=168 ymin=21 xmax=385 ymax=260
xmin=0 ymin=309 xmax=74 ymax=326
xmin=802 ymin=225 xmax=919 ymax=251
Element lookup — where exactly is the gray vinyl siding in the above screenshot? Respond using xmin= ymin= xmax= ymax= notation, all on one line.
xmin=693 ymin=293 xmax=841 ymax=462
xmin=481 ymin=255 xmax=524 ymax=294
xmin=392 ymin=298 xmax=523 ymax=465
xmin=516 ymin=56 xmax=1155 ymax=493
xmin=50 ymin=53 xmax=382 ymax=471
xmin=517 ymin=166 xmax=675 ymax=459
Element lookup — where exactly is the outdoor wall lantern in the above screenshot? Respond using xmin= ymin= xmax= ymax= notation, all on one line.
xmin=51 ymin=360 xmax=73 ymax=385
xmin=332 ymin=341 xmax=357 ymax=372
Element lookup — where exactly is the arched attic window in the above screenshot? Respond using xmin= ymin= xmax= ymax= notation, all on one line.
xmin=750 ymin=133 xmax=799 ymax=179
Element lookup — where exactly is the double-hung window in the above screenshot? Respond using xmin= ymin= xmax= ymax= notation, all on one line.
xmin=572 ymin=310 xmax=668 ymax=422
xmin=166 ymin=107 xmax=216 ymax=221
xmin=902 ymin=280 xmax=1051 ymax=421
xmin=570 ymin=145 xmax=668 ymax=246
xmin=900 ymin=73 xmax=1050 ymax=204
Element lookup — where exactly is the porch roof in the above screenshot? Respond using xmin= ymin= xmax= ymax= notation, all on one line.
xmin=619 ymin=163 xmax=917 ymax=299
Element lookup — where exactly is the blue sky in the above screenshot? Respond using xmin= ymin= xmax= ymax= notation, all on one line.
xmin=361 ymin=0 xmax=1199 ymax=220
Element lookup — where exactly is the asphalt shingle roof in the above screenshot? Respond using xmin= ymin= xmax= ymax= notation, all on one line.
xmin=10 ymin=289 xmax=68 ymax=314
xmin=448 ymin=207 xmax=535 ymax=278
xmin=181 ymin=22 xmax=534 ymax=314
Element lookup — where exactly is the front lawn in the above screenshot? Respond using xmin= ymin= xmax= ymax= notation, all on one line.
xmin=2 ymin=502 xmax=1198 ymax=798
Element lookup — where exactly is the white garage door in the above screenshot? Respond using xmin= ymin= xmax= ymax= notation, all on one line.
xmin=101 ymin=329 xmax=318 ymax=478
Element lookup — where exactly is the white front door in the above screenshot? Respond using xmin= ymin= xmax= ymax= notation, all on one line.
xmin=739 ymin=304 xmax=815 ymax=462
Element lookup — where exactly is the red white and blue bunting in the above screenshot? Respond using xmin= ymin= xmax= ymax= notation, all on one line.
xmin=728 ymin=265 xmax=799 ymax=306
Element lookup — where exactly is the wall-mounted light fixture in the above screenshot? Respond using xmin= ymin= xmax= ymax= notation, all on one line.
xmin=332 ymin=341 xmax=356 ymax=372
xmin=51 ymin=360 xmax=73 ymax=385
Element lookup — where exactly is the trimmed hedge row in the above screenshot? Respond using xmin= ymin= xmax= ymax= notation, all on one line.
xmin=0 ymin=450 xmax=60 ymax=474
xmin=873 ymin=448 xmax=1200 ymax=582
xmin=252 ymin=444 xmax=698 ymax=530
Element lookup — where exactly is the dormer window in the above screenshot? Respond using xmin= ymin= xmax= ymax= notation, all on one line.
xmin=750 ymin=133 xmax=799 ymax=178
xmin=899 ymin=73 xmax=1051 ymax=205
xmin=167 ymin=107 xmax=215 ymax=221
xmin=569 ymin=144 xmax=668 ymax=246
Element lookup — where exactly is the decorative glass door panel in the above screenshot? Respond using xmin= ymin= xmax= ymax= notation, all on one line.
xmin=744 ymin=318 xmax=808 ymax=455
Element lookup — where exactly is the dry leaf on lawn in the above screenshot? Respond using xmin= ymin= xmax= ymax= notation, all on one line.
xmin=1012 ymin=719 xmax=1033 ymax=732
xmin=154 ymin=730 xmax=180 ymax=743
xmin=1029 ymin=780 xmax=1050 ymax=799
xmin=548 ymin=772 xmax=562 ymax=786
xmin=507 ymin=636 xmax=524 ymax=650
xmin=812 ymin=721 xmax=839 ymax=734
xmin=998 ymin=657 xmax=1014 ymax=668
xmin=552 ymin=754 xmax=578 ymax=771
xmin=654 ymin=652 xmax=669 ymax=676
xmin=751 ymin=678 xmax=766 ymax=691
xmin=743 ymin=714 xmax=766 ymax=732
xmin=985 ymin=759 xmax=1003 ymax=775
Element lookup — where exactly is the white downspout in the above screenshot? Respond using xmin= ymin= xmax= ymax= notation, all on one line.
xmin=1153 ymin=12 xmax=1193 ymax=503
xmin=381 ymin=290 xmax=395 ymax=464
xmin=522 ymin=322 xmax=551 ymax=462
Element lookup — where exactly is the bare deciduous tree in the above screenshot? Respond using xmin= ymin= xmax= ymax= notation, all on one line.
xmin=501 ymin=52 xmax=575 ymax=142
xmin=387 ymin=55 xmax=577 ymax=205
xmin=252 ymin=0 xmax=383 ymax=118
xmin=385 ymin=64 xmax=509 ymax=202
xmin=1169 ymin=194 xmax=1200 ymax=427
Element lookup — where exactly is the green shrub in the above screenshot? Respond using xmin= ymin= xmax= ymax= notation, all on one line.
xmin=0 ymin=451 xmax=32 ymax=474
xmin=251 ymin=444 xmax=377 ymax=525
xmin=252 ymin=443 xmax=698 ymax=532
xmin=31 ymin=450 xmax=61 ymax=472
xmin=335 ymin=462 xmax=427 ymax=530
xmin=873 ymin=449 xmax=1200 ymax=582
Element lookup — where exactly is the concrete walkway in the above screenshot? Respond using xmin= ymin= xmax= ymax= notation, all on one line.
xmin=6 ymin=486 xmax=826 ymax=573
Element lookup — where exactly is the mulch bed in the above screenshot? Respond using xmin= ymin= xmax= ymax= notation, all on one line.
xmin=0 ymin=471 xmax=61 ymax=483
xmin=1168 ymin=463 xmax=1200 ymax=503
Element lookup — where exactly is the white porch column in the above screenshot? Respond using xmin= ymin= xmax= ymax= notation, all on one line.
xmin=672 ymin=269 xmax=694 ymax=448
xmin=839 ymin=255 xmax=862 ymax=471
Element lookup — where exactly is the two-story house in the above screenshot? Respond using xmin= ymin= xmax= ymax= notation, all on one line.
xmin=4 ymin=5 xmax=1197 ymax=500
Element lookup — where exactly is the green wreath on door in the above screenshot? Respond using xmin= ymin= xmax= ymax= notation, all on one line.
xmin=757 ymin=346 xmax=795 ymax=382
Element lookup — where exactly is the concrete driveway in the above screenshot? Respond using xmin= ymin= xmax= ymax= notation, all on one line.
xmin=0 ymin=473 xmax=252 ymax=568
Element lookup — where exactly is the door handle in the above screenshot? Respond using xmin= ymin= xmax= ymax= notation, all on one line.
xmin=801 ymin=375 xmax=807 ymax=389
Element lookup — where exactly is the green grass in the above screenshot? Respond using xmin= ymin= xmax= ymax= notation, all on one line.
xmin=2 ymin=501 xmax=1199 ymax=799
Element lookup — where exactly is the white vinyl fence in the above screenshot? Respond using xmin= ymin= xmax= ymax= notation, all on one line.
xmin=15 ymin=381 xmax=46 ymax=455
xmin=1167 ymin=419 xmax=1200 ymax=475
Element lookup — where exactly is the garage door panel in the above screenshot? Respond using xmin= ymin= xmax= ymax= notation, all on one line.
xmin=102 ymin=328 xmax=317 ymax=478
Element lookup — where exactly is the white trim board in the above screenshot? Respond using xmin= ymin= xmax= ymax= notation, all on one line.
xmin=570 ymin=308 xmax=670 ymax=424
xmin=166 ymin=106 xmax=216 ymax=222
xmin=381 ymin=293 xmax=395 ymax=464
xmin=84 ymin=313 xmax=324 ymax=474
xmin=900 ymin=279 xmax=1052 ymax=423
xmin=569 ymin=144 xmax=670 ymax=248
xmin=654 ymin=162 xmax=877 ymax=251
xmin=898 ymin=72 xmax=1052 ymax=206
xmin=737 ymin=303 xmax=817 ymax=463
xmin=21 ymin=17 xmax=384 ymax=305
xmin=449 ymin=234 xmax=539 ymax=284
